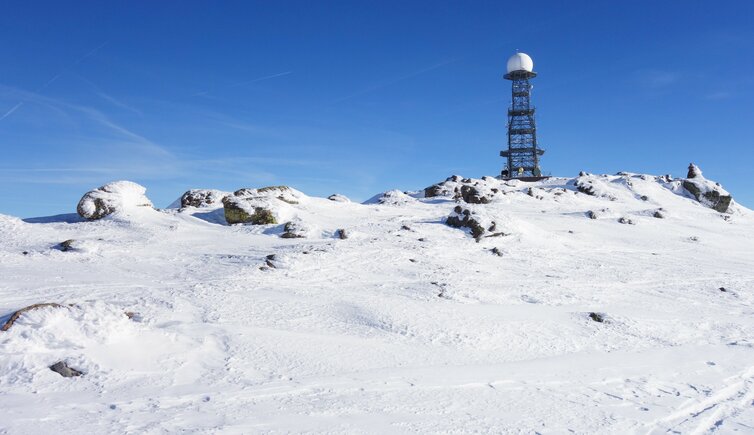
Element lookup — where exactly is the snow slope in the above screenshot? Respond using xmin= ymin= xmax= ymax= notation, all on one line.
xmin=1 ymin=173 xmax=753 ymax=434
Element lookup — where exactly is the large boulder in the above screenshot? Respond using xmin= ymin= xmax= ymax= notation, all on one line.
xmin=681 ymin=163 xmax=733 ymax=213
xmin=76 ymin=181 xmax=153 ymax=220
xmin=221 ymin=186 xmax=304 ymax=225
xmin=222 ymin=197 xmax=277 ymax=225
xmin=178 ymin=189 xmax=228 ymax=208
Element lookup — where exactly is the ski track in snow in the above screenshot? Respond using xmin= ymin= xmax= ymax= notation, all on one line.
xmin=0 ymin=174 xmax=753 ymax=433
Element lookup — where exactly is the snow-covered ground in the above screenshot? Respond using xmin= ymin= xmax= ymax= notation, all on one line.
xmin=1 ymin=172 xmax=752 ymax=434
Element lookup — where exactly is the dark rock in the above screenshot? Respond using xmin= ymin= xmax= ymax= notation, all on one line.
xmin=335 ymin=229 xmax=349 ymax=239
xmin=588 ymin=312 xmax=605 ymax=323
xmin=491 ymin=247 xmax=504 ymax=257
xmin=1 ymin=303 xmax=65 ymax=332
xmin=424 ymin=184 xmax=445 ymax=198
xmin=265 ymin=254 xmax=277 ymax=268
xmin=460 ymin=185 xmax=489 ymax=204
xmin=574 ymin=178 xmax=596 ymax=196
xmin=22 ymin=251 xmax=29 ymax=255
xmin=682 ymin=180 xmax=732 ymax=213
xmin=586 ymin=210 xmax=598 ymax=220
xmin=50 ymin=361 xmax=83 ymax=377
xmin=446 ymin=206 xmax=487 ymax=239
xmin=58 ymin=239 xmax=76 ymax=252
xmin=640 ymin=195 xmax=649 ymax=201
xmin=687 ymin=163 xmax=701 ymax=179
xmin=719 ymin=287 xmax=727 ymax=292
xmin=179 ymin=189 xmax=227 ymax=208
xmin=618 ymin=217 xmax=635 ymax=225
xmin=653 ymin=210 xmax=665 ymax=219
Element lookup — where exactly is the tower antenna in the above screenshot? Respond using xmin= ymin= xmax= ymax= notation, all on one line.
xmin=500 ymin=52 xmax=545 ymax=179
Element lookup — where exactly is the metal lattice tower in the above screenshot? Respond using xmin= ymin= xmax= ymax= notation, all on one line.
xmin=500 ymin=53 xmax=544 ymax=178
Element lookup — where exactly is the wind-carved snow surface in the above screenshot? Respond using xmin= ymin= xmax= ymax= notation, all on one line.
xmin=1 ymin=173 xmax=753 ymax=433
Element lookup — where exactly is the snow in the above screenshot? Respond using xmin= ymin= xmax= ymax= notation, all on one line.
xmin=1 ymin=172 xmax=753 ymax=433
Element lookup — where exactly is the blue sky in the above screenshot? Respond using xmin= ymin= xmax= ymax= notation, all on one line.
xmin=1 ymin=1 xmax=752 ymax=217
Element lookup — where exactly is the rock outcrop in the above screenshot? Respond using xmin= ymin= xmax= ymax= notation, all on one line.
xmin=76 ymin=181 xmax=153 ymax=220
xmin=221 ymin=186 xmax=305 ymax=225
xmin=681 ymin=163 xmax=733 ymax=213
xmin=178 ymin=189 xmax=228 ymax=208
xmin=446 ymin=206 xmax=503 ymax=240
xmin=222 ymin=196 xmax=277 ymax=225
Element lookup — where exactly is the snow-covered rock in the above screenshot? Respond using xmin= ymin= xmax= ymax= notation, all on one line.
xmin=327 ymin=194 xmax=351 ymax=202
xmin=222 ymin=196 xmax=278 ymax=225
xmin=364 ymin=189 xmax=417 ymax=206
xmin=234 ymin=185 xmax=303 ymax=205
xmin=221 ymin=186 xmax=304 ymax=225
xmin=174 ymin=189 xmax=229 ymax=209
xmin=681 ymin=163 xmax=733 ymax=213
xmin=76 ymin=181 xmax=153 ymax=220
xmin=445 ymin=205 xmax=502 ymax=239
xmin=280 ymin=218 xmax=315 ymax=238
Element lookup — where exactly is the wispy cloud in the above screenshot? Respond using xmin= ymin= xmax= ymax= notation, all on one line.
xmin=638 ymin=69 xmax=680 ymax=89
xmin=0 ymin=41 xmax=108 ymax=122
xmin=95 ymin=91 xmax=143 ymax=115
xmin=704 ymin=90 xmax=732 ymax=100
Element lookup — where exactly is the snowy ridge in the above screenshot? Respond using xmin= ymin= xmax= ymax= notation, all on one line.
xmin=0 ymin=170 xmax=752 ymax=433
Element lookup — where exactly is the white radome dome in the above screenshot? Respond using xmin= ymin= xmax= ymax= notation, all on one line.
xmin=506 ymin=52 xmax=534 ymax=73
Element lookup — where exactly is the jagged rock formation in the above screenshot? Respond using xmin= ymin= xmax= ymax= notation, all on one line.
xmin=682 ymin=164 xmax=732 ymax=213
xmin=179 ymin=189 xmax=229 ymax=208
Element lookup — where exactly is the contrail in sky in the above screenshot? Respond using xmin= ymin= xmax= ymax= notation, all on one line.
xmin=231 ymin=71 xmax=293 ymax=87
xmin=0 ymin=41 xmax=109 ymax=122
xmin=0 ymin=102 xmax=24 ymax=121
xmin=192 ymin=70 xmax=293 ymax=97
